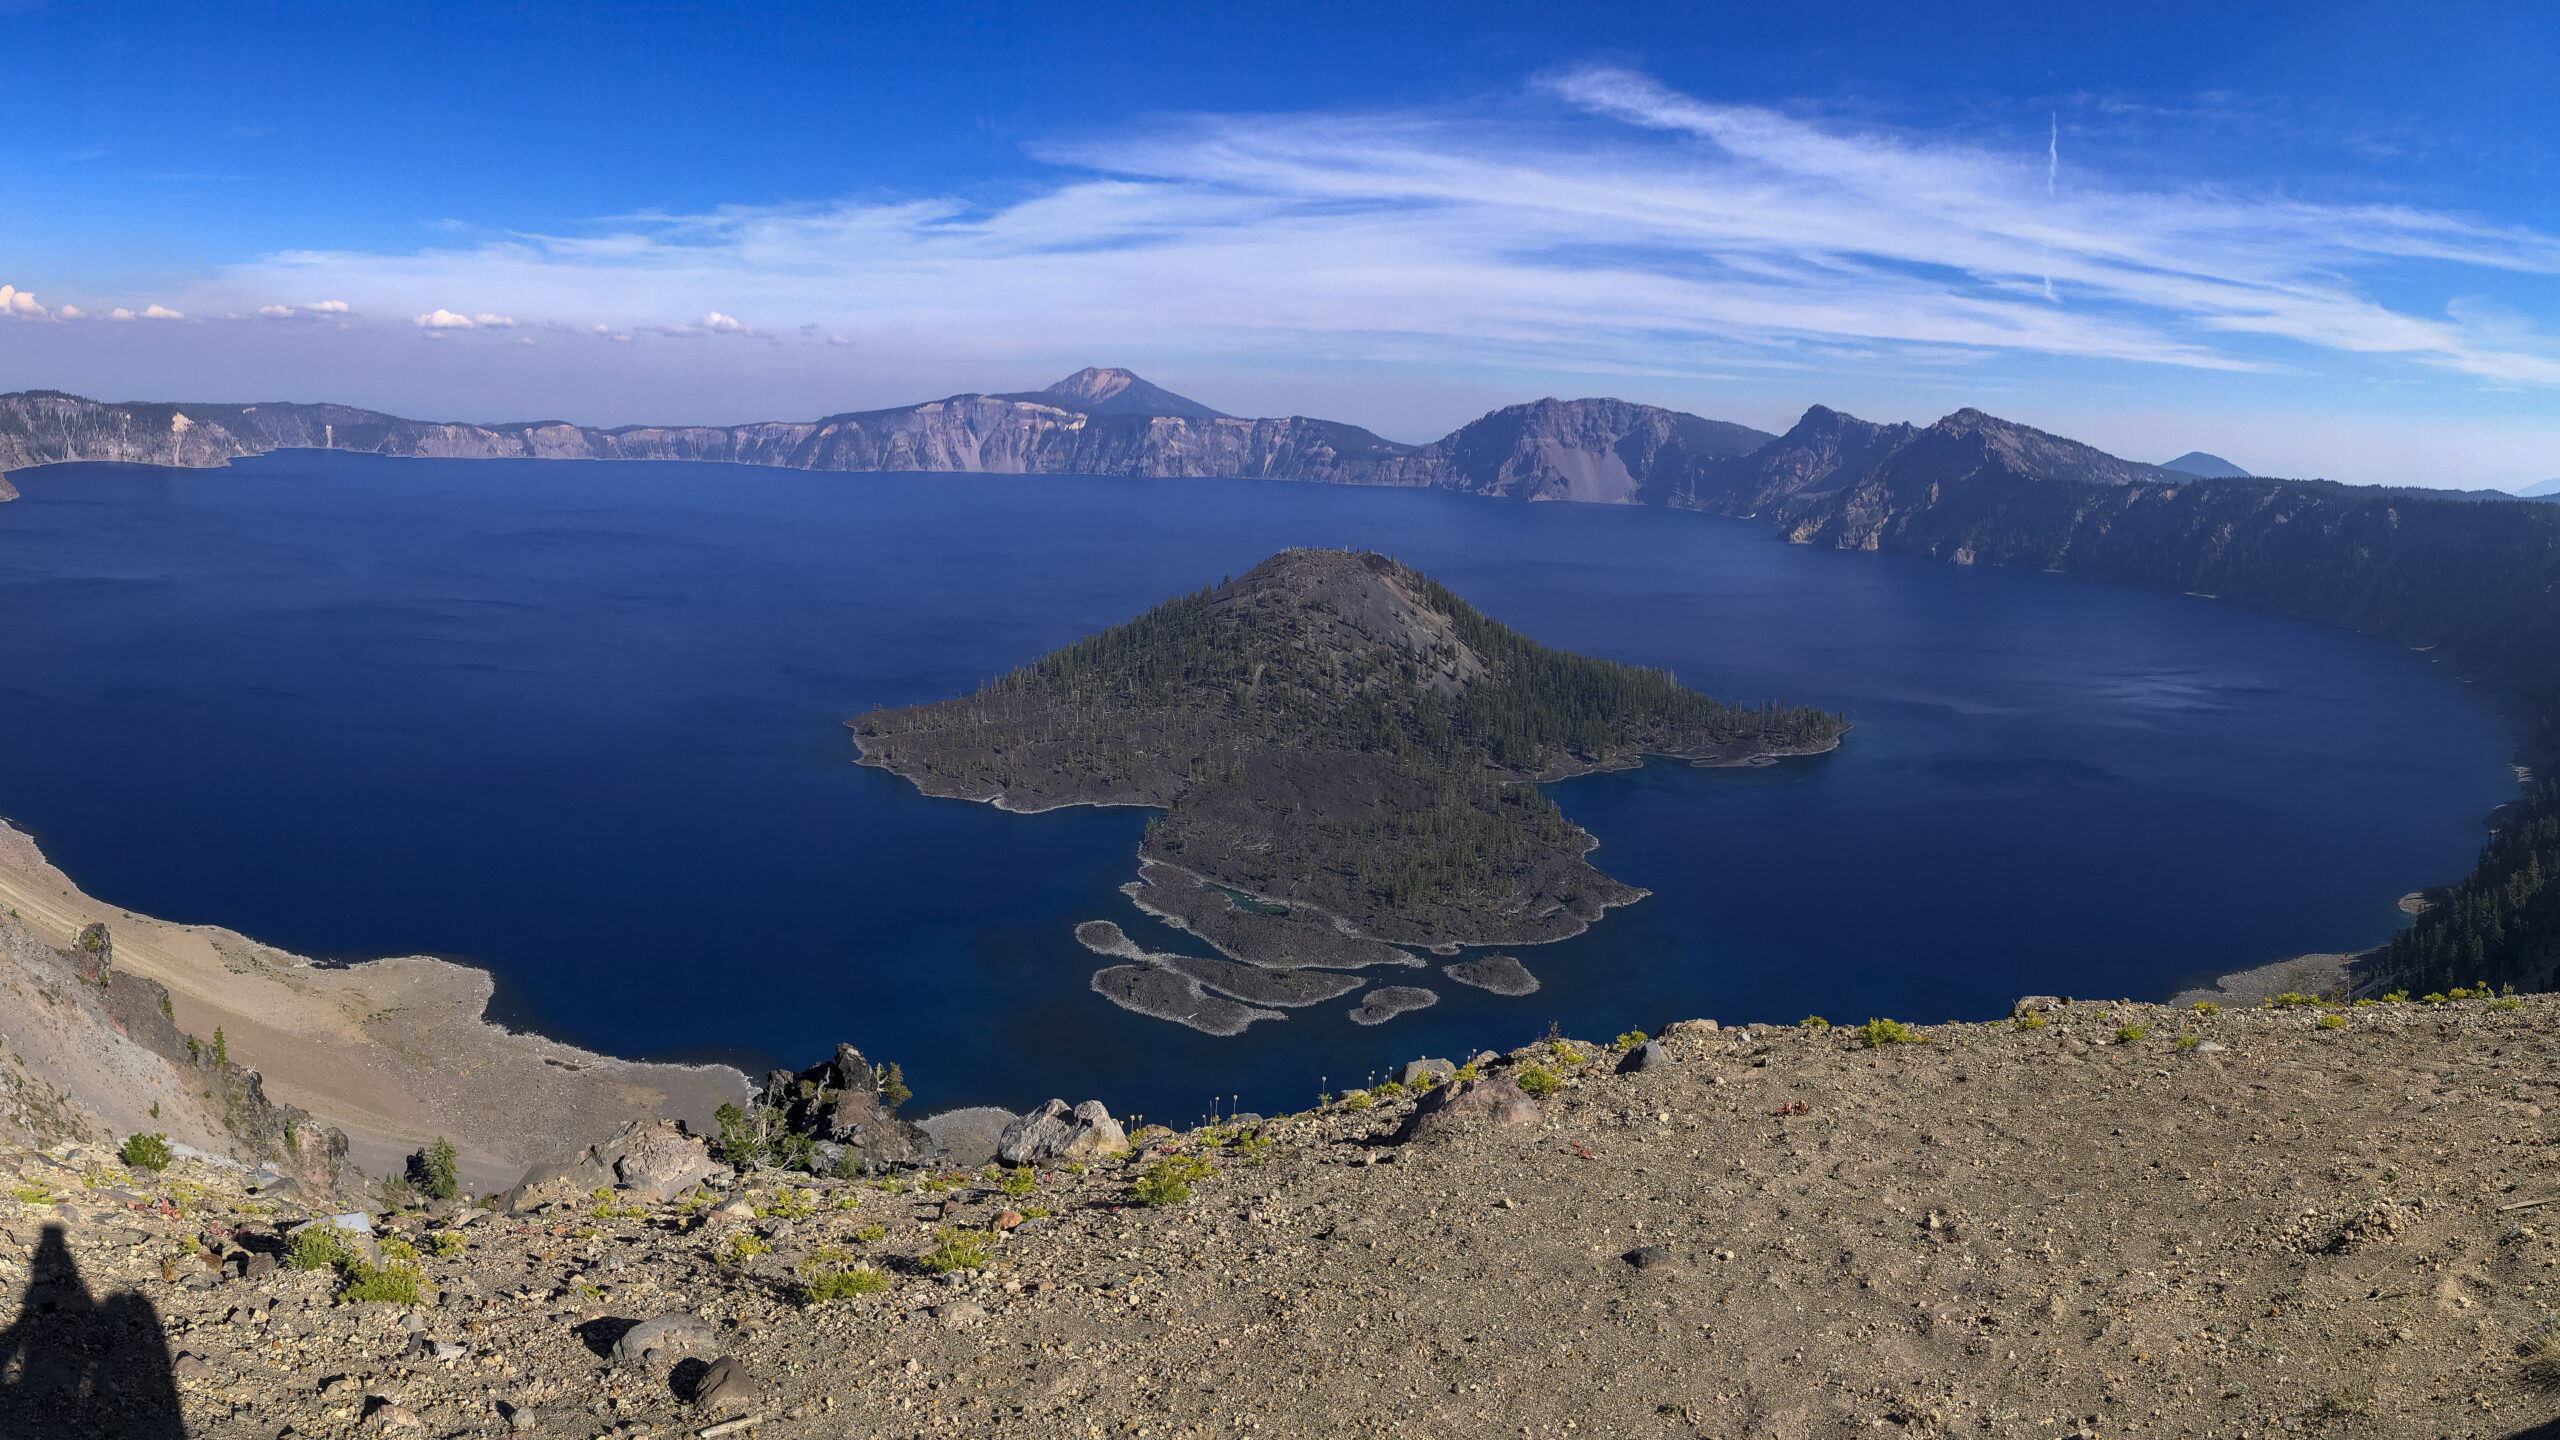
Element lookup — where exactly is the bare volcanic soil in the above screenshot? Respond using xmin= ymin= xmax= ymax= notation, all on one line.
xmin=9 ymin=995 xmax=2557 ymax=1439
xmin=851 ymin=550 xmax=1844 ymax=986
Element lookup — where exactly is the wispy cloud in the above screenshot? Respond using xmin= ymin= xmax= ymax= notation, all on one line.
xmin=143 ymin=70 xmax=2560 ymax=388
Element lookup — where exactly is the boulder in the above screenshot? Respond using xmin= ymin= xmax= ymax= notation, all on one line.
xmin=1392 ymin=1077 xmax=1542 ymax=1143
xmin=1617 ymin=1040 xmax=1668 ymax=1074
xmin=612 ymin=1312 xmax=717 ymax=1365
xmin=2011 ymin=996 xmax=2065 ymax=1018
xmin=1399 ymin=1058 xmax=1456 ymax=1087
xmin=692 ymin=1354 xmax=755 ymax=1410
xmin=510 ymin=1153 xmax=610 ymax=1212
xmin=1657 ymin=1019 xmax=1719 ymax=1039
xmin=612 ymin=1126 xmax=724 ymax=1202
xmin=996 ymin=1099 xmax=1130 ymax=1166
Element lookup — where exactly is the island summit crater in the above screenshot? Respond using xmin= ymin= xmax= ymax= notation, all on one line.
xmin=849 ymin=549 xmax=1846 ymax=1034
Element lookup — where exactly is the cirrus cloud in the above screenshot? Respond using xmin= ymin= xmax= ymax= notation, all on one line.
xmin=183 ymin=70 xmax=2560 ymax=391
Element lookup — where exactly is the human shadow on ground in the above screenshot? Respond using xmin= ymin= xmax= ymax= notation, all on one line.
xmin=0 ymin=1224 xmax=185 ymax=1438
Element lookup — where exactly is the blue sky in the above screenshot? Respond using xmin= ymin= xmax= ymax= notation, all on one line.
xmin=3 ymin=0 xmax=2558 ymax=487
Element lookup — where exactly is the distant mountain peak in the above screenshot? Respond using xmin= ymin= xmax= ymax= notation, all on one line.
xmin=2518 ymin=477 xmax=2560 ymax=498
xmin=997 ymin=367 xmax=1232 ymax=421
xmin=2161 ymin=451 xmax=2251 ymax=479
xmin=1046 ymin=367 xmax=1143 ymax=403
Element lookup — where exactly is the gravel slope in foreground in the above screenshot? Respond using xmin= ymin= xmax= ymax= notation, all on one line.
xmin=3 ymin=996 xmax=2556 ymax=1440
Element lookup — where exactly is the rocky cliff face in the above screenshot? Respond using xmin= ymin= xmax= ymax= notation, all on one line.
xmin=0 ymin=373 xmax=1777 ymax=508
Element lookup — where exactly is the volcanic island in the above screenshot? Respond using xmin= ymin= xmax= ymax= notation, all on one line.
xmin=849 ymin=549 xmax=1846 ymax=1033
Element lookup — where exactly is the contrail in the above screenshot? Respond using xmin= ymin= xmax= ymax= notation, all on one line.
xmin=2048 ymin=112 xmax=2058 ymax=196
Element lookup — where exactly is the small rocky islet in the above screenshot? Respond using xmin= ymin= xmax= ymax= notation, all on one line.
xmin=854 ymin=548 xmax=1846 ymax=1036
xmin=5 ymin=995 xmax=2555 ymax=1439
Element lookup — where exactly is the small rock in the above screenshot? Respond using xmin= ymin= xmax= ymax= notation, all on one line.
xmin=398 ymin=1310 xmax=428 ymax=1332
xmin=363 ymin=1400 xmax=423 ymax=1431
xmin=1616 ymin=1040 xmax=1668 ymax=1074
xmin=502 ymin=1402 xmax=540 ymax=1433
xmin=993 ymin=1209 xmax=1023 ymax=1231
xmin=171 ymin=1351 xmax=215 ymax=1384
xmin=2189 ymin=1040 xmax=2228 ymax=1055
xmin=692 ymin=1354 xmax=755 ymax=1410
xmin=1398 ymin=1058 xmax=1455 ymax=1087
xmin=612 ymin=1311 xmax=717 ymax=1364
xmin=1625 ymin=1245 xmax=1675 ymax=1270
xmin=710 ymin=1200 xmax=755 ymax=1223
xmin=935 ymin=1301 xmax=988 ymax=1330
xmin=1657 ymin=1019 xmax=1718 ymax=1038
xmin=2011 ymin=996 xmax=2064 ymax=1017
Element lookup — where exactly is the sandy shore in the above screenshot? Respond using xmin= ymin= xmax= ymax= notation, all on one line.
xmin=0 ymin=820 xmax=745 ymax=1190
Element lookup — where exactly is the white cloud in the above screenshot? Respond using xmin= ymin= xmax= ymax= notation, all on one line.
xmin=413 ymin=307 xmax=476 ymax=329
xmin=56 ymin=304 xmax=83 ymax=319
xmin=141 ymin=303 xmax=184 ymax=320
xmin=0 ymin=286 xmax=51 ymax=320
xmin=258 ymin=304 xmax=297 ymax=317
xmin=701 ymin=310 xmax=745 ymax=333
xmin=306 ymin=300 xmax=349 ymax=313
xmin=109 ymin=307 xmax=136 ymax=321
xmin=191 ymin=72 xmax=2560 ymax=392
xmin=473 ymin=312 xmax=516 ymax=327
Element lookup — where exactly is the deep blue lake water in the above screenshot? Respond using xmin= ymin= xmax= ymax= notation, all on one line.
xmin=0 ymin=451 xmax=2518 ymax=1126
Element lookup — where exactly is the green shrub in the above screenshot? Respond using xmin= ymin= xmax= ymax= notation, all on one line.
xmin=416 ymin=1137 xmax=460 ymax=1201
xmin=1339 ymin=1091 xmax=1373 ymax=1111
xmin=2012 ymin=1014 xmax=2046 ymax=1031
xmin=1370 ymin=1080 xmax=1405 ymax=1097
xmin=2487 ymin=996 xmax=2524 ymax=1012
xmin=1858 ymin=1018 xmax=1927 ymax=1048
xmin=1612 ymin=1030 xmax=1649 ymax=1050
xmin=2421 ymin=992 xmax=2448 ymax=1005
xmin=119 ymin=1133 xmax=172 ymax=1172
xmin=922 ymin=1226 xmax=991 ymax=1273
xmin=2381 ymin=990 xmax=2408 ymax=1003
xmin=378 ymin=1235 xmax=419 ymax=1264
xmin=2267 ymin=993 xmax=2317 ymax=1009
xmin=10 ymin=1181 xmax=51 ymax=1204
xmin=1451 ymin=1062 xmax=1481 ymax=1082
xmin=2317 ymin=1013 xmax=2347 ymax=1029
xmin=2174 ymin=1034 xmax=2201 ymax=1052
xmin=853 ymin=1223 xmax=887 ymax=1244
xmin=1800 ymin=1016 xmax=1829 ymax=1030
xmin=799 ymin=1264 xmax=890 ymax=1303
xmin=337 ymin=1265 xmax=424 ymax=1306
xmin=1017 ymin=1206 xmax=1050 ymax=1219
xmin=1131 ymin=1155 xmax=1213 ymax=1208
xmin=1548 ymin=1043 xmax=1586 ymax=1066
xmin=290 ymin=1227 xmax=357 ymax=1272
xmin=2114 ymin=1025 xmax=2146 ymax=1044
xmin=1000 ymin=1167 xmax=1038 ymax=1198
xmin=755 ymin=1188 xmax=818 ymax=1220
xmin=1515 ymin=1064 xmax=1561 ymax=1098
xmin=717 ymin=1232 xmax=771 ymax=1266
xmin=2191 ymin=1000 xmax=2221 ymax=1016
xmin=430 ymin=1231 xmax=466 ymax=1258
xmin=591 ymin=1199 xmax=646 ymax=1220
